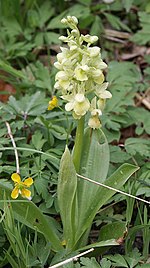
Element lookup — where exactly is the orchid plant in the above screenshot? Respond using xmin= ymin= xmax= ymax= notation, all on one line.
xmin=53 ymin=16 xmax=112 ymax=173
xmin=53 ymin=16 xmax=139 ymax=254
xmin=0 ymin=16 xmax=139 ymax=265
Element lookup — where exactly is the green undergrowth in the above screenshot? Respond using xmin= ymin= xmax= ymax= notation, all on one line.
xmin=0 ymin=0 xmax=149 ymax=267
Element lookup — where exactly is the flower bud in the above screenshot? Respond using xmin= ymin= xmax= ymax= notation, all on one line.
xmin=61 ymin=18 xmax=67 ymax=24
xmin=82 ymin=34 xmax=98 ymax=44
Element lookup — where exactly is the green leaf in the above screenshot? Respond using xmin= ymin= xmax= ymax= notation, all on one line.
xmin=5 ymin=92 xmax=47 ymax=117
xmin=80 ymin=257 xmax=100 ymax=268
xmin=47 ymin=11 xmax=68 ymax=29
xmin=90 ymin=15 xmax=104 ymax=36
xmin=77 ymin=0 xmax=92 ymax=6
xmin=110 ymin=145 xmax=131 ymax=163
xmin=45 ymin=32 xmax=61 ymax=45
xmin=47 ymin=4 xmax=90 ymax=30
xmin=80 ymin=239 xmax=119 ymax=251
xmin=104 ymin=13 xmax=131 ymax=32
xmin=25 ymin=91 xmax=43 ymax=114
xmin=38 ymin=1 xmax=54 ymax=27
xmin=107 ymin=61 xmax=141 ymax=86
xmin=0 ymin=181 xmax=62 ymax=252
xmin=27 ymin=9 xmax=39 ymax=28
xmin=136 ymin=264 xmax=150 ymax=268
xmin=107 ymin=254 xmax=128 ymax=267
xmin=67 ymin=4 xmax=90 ymax=19
xmin=75 ymin=163 xmax=139 ymax=248
xmin=57 ymin=146 xmax=77 ymax=249
xmin=0 ymin=60 xmax=26 ymax=79
xmin=100 ymin=258 xmax=111 ymax=268
xmin=4 ymin=251 xmax=19 ymax=268
xmin=123 ymin=0 xmax=134 ymax=12
xmin=51 ymin=125 xmax=68 ymax=140
xmin=98 ymin=221 xmax=127 ymax=241
xmin=125 ymin=224 xmax=150 ymax=254
xmin=125 ymin=256 xmax=139 ymax=268
xmin=76 ymin=128 xmax=109 ymax=233
xmin=127 ymin=107 xmax=150 ymax=135
xmin=31 ymin=130 xmax=46 ymax=150
xmin=125 ymin=138 xmax=150 ymax=157
xmin=106 ymin=61 xmax=142 ymax=114
xmin=131 ymin=12 xmax=150 ymax=45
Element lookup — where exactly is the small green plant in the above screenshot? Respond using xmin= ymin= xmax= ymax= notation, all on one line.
xmin=0 ymin=202 xmax=51 ymax=268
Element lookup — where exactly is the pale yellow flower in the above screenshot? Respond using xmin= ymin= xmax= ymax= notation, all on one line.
xmin=74 ymin=65 xmax=89 ymax=81
xmin=88 ymin=116 xmax=101 ymax=129
xmin=96 ymin=82 xmax=112 ymax=99
xmin=65 ymin=93 xmax=90 ymax=119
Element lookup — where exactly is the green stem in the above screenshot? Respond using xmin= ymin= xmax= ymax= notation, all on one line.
xmin=73 ymin=116 xmax=85 ymax=173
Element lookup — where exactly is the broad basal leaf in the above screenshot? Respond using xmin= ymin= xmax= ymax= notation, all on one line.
xmin=57 ymin=146 xmax=78 ymax=249
xmin=75 ymin=161 xmax=139 ymax=248
xmin=75 ymin=128 xmax=109 ymax=246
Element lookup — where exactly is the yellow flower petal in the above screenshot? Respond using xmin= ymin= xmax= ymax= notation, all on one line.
xmin=21 ymin=188 xmax=31 ymax=198
xmin=11 ymin=173 xmax=21 ymax=183
xmin=23 ymin=177 xmax=33 ymax=187
xmin=11 ymin=187 xmax=19 ymax=199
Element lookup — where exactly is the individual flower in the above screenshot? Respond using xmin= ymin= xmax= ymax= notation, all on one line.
xmin=55 ymin=71 xmax=71 ymax=90
xmin=90 ymin=68 xmax=104 ymax=84
xmin=88 ymin=116 xmax=101 ymax=129
xmin=87 ymin=46 xmax=100 ymax=57
xmin=95 ymin=82 xmax=112 ymax=99
xmin=48 ymin=96 xmax=58 ymax=110
xmin=65 ymin=93 xmax=90 ymax=119
xmin=74 ymin=65 xmax=89 ymax=81
xmin=11 ymin=173 xmax=33 ymax=199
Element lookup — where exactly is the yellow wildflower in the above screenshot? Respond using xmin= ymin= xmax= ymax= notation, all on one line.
xmin=11 ymin=173 xmax=33 ymax=199
xmin=48 ymin=96 xmax=58 ymax=110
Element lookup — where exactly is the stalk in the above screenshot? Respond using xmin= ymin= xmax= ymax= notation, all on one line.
xmin=73 ymin=116 xmax=85 ymax=173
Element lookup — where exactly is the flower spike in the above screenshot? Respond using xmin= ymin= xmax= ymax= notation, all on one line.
xmin=54 ymin=16 xmax=112 ymax=129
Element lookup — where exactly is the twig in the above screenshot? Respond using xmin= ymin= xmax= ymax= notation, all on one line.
xmin=5 ymin=122 xmax=20 ymax=174
xmin=49 ymin=248 xmax=94 ymax=268
xmin=104 ymin=29 xmax=131 ymax=39
xmin=135 ymin=89 xmax=150 ymax=110
xmin=104 ymin=35 xmax=126 ymax=44
xmin=77 ymin=173 xmax=150 ymax=205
